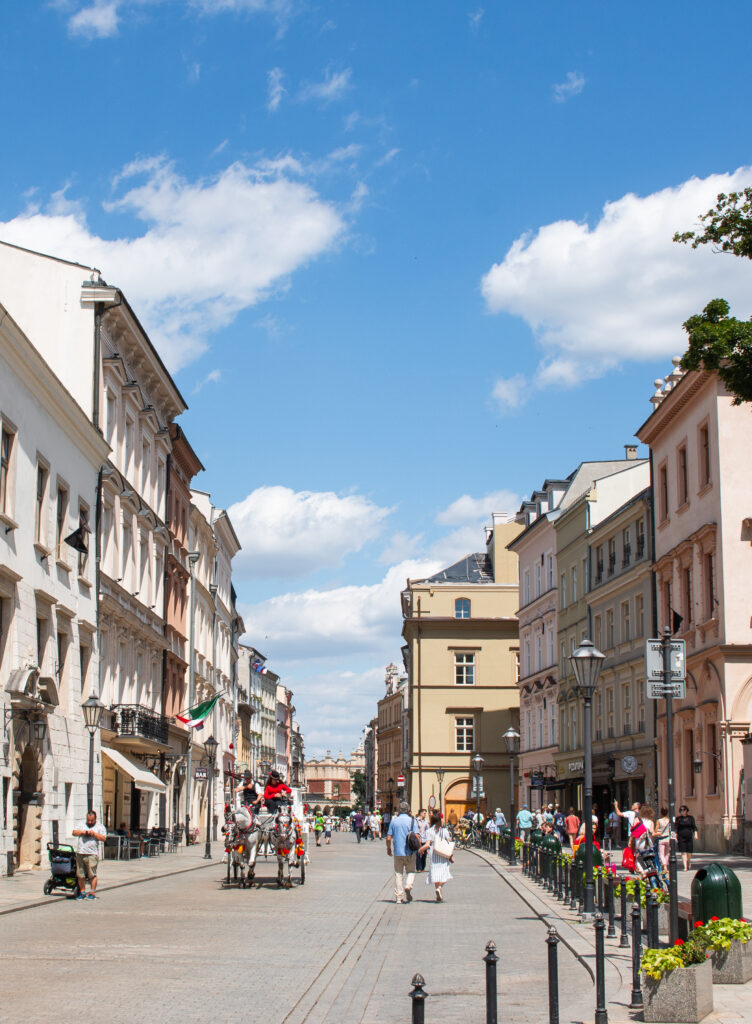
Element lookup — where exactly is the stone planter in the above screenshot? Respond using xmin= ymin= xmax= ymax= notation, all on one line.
xmin=642 ymin=959 xmax=713 ymax=1023
xmin=642 ymin=903 xmax=670 ymax=935
xmin=710 ymin=938 xmax=752 ymax=984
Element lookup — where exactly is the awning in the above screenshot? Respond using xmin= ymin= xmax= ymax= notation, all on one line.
xmin=101 ymin=747 xmax=166 ymax=794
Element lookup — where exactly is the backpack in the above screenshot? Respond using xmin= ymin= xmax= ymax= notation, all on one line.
xmin=407 ymin=817 xmax=421 ymax=852
xmin=631 ymin=818 xmax=649 ymax=851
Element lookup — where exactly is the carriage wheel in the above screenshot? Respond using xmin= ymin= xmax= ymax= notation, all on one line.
xmin=43 ymin=880 xmax=53 ymax=896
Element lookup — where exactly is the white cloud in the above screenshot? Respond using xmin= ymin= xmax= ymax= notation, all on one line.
xmin=284 ymin=666 xmax=384 ymax=758
xmin=267 ymin=67 xmax=285 ymax=112
xmin=299 ymin=67 xmax=352 ymax=103
xmin=481 ymin=167 xmax=752 ymax=388
xmin=191 ymin=368 xmax=221 ymax=394
xmin=436 ymin=490 xmax=520 ymax=527
xmin=376 ymin=148 xmax=400 ymax=167
xmin=553 ymin=71 xmax=585 ymax=103
xmin=379 ymin=530 xmax=424 ymax=564
xmin=0 ymin=156 xmax=344 ymax=372
xmin=492 ymin=373 xmax=527 ymax=412
xmin=469 ymin=7 xmax=484 ymax=29
xmin=239 ymin=559 xmax=438 ymax=660
xmin=228 ymin=486 xmax=392 ymax=580
xmin=69 ymin=1 xmax=119 ymax=38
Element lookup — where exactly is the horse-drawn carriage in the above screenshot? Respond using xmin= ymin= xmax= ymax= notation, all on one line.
xmin=222 ymin=794 xmax=307 ymax=889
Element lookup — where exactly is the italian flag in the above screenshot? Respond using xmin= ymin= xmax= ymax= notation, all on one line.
xmin=176 ymin=695 xmax=219 ymax=729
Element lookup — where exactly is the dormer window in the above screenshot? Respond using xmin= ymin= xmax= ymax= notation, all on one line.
xmin=455 ymin=598 xmax=470 ymax=619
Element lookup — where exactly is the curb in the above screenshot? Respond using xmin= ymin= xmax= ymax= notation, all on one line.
xmin=0 ymin=857 xmax=219 ymax=917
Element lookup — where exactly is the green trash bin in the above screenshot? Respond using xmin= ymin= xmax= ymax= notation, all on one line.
xmin=691 ymin=863 xmax=744 ymax=922
xmin=530 ymin=828 xmax=544 ymax=847
xmin=541 ymin=835 xmax=562 ymax=854
xmin=574 ymin=843 xmax=603 ymax=867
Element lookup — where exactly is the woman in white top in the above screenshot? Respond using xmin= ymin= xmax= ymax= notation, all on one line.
xmin=419 ymin=811 xmax=453 ymax=902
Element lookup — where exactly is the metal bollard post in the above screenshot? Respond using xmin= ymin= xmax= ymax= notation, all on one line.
xmin=646 ymin=889 xmax=658 ymax=949
xmin=630 ymin=901 xmax=643 ymax=1009
xmin=606 ymin=873 xmax=616 ymax=938
xmin=484 ymin=940 xmax=498 ymax=1024
xmin=594 ymin=911 xmax=608 ymax=1024
xmin=597 ymin=870 xmax=604 ymax=913
xmin=410 ymin=973 xmax=427 ymax=1024
xmin=547 ymin=926 xmax=560 ymax=1024
xmin=619 ymin=883 xmax=629 ymax=948
xmin=554 ymin=856 xmax=561 ymax=900
xmin=570 ymin=860 xmax=578 ymax=911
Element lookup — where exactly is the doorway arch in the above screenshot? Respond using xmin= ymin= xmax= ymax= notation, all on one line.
xmin=14 ymin=744 xmax=43 ymax=870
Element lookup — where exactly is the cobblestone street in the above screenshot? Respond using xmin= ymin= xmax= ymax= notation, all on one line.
xmin=0 ymin=837 xmax=594 ymax=1024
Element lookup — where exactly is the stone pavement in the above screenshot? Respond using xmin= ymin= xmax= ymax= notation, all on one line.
xmin=0 ymin=834 xmax=595 ymax=1024
xmin=471 ymin=845 xmax=752 ymax=1024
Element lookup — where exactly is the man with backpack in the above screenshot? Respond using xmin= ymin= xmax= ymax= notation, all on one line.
xmin=385 ymin=801 xmax=421 ymax=904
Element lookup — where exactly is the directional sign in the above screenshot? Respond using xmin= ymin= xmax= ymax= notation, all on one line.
xmin=647 ymin=679 xmax=686 ymax=700
xmin=645 ymin=638 xmax=686 ymax=681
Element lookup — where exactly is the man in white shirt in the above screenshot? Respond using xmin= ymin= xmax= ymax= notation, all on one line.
xmin=72 ymin=811 xmax=106 ymax=900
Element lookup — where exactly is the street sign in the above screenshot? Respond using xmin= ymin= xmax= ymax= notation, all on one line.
xmin=194 ymin=766 xmax=208 ymax=781
xmin=428 ymin=795 xmax=436 ymax=809
xmin=397 ymin=774 xmax=405 ymax=786
xmin=647 ymin=679 xmax=686 ymax=700
xmin=646 ymin=638 xmax=686 ymax=681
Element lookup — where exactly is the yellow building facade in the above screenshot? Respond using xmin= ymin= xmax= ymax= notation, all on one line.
xmin=401 ymin=516 xmax=522 ymax=822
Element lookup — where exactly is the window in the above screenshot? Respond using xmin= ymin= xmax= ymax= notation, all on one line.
xmin=682 ymin=567 xmax=693 ymax=625
xmin=141 ymin=439 xmax=151 ymax=493
xmin=622 ymin=527 xmax=631 ymax=567
xmin=595 ymin=692 xmax=602 ymax=740
xmin=686 ymin=729 xmax=695 ymax=796
xmin=525 ymin=710 xmax=532 ymax=751
xmin=34 ymin=462 xmax=48 ymax=545
xmin=78 ymin=503 xmax=90 ymax=578
xmin=699 ymin=424 xmax=711 ymax=487
xmin=0 ymin=594 xmax=10 ymax=670
xmin=621 ymin=600 xmax=631 ymax=643
xmin=595 ymin=545 xmax=604 ymax=583
xmin=79 ymin=642 xmax=91 ymax=693
xmin=608 ymin=538 xmax=616 ymax=575
xmin=455 ymin=598 xmax=470 ymax=619
xmin=572 ymin=566 xmax=577 ymax=602
xmin=157 ymin=459 xmax=166 ymax=511
xmin=57 ymin=630 xmax=68 ymax=697
xmin=606 ymin=688 xmax=615 ymax=738
xmin=707 ymin=723 xmax=719 ymax=794
xmin=550 ymin=703 xmax=556 ymax=746
xmin=622 ymin=683 xmax=631 ymax=735
xmin=547 ymin=554 xmax=554 ymax=589
xmin=636 ymin=518 xmax=646 ymax=558
xmin=635 ymin=593 xmax=644 ymax=637
xmin=122 ymin=519 xmax=132 ymax=585
xmin=455 ymin=716 xmax=474 ymax=752
xmin=560 ymin=573 xmax=567 ymax=609
xmin=583 ymin=557 xmax=588 ymax=596
xmin=514 ymin=650 xmax=520 ymax=682
xmin=659 ymin=464 xmax=668 ymax=523
xmin=547 ymin=625 xmax=554 ymax=667
xmin=124 ymin=416 xmax=134 ymax=475
xmin=677 ymin=445 xmax=688 ymax=507
xmin=524 ymin=571 xmax=530 ymax=605
xmin=594 ymin=614 xmax=602 ymax=649
xmin=606 ymin=608 xmax=614 ymax=648
xmin=0 ymin=423 xmax=14 ymax=516
xmin=663 ymin=580 xmax=672 ymax=631
xmin=36 ymin=616 xmax=47 ymax=672
xmin=538 ymin=707 xmax=544 ymax=747
xmin=703 ymin=553 xmax=715 ymax=619
xmin=535 ymin=562 xmax=541 ymax=598
xmin=535 ymin=633 xmax=542 ymax=672
xmin=637 ymin=684 xmax=645 ymax=733
xmin=56 ymin=483 xmax=68 ymax=562
xmin=454 ymin=652 xmax=475 ymax=686
xmin=560 ymin=641 xmax=567 ymax=677
xmin=106 ymin=391 xmax=117 ymax=444
xmin=570 ymin=705 xmax=577 ymax=749
xmin=523 ymin=640 xmax=531 ymax=676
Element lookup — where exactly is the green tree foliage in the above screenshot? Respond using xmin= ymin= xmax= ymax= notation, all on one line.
xmin=352 ymin=769 xmax=366 ymax=806
xmin=674 ymin=190 xmax=752 ymax=405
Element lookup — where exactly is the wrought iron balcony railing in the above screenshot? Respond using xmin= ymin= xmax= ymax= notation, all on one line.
xmin=112 ymin=704 xmax=169 ymax=745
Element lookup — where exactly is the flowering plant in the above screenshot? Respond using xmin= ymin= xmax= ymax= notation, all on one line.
xmin=693 ymin=917 xmax=752 ymax=952
xmin=641 ymin=936 xmax=707 ymax=980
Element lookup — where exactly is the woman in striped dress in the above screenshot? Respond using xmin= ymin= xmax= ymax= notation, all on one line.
xmin=420 ymin=811 xmax=453 ymax=902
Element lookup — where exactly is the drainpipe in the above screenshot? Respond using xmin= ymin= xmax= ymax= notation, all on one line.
xmin=185 ymin=551 xmax=200 ymax=843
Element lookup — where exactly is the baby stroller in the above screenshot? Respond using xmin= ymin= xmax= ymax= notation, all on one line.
xmin=43 ymin=843 xmax=80 ymax=897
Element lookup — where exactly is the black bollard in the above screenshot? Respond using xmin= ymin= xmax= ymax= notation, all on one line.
xmin=570 ymin=860 xmax=578 ymax=911
xmin=484 ymin=940 xmax=498 ymax=1024
xmin=630 ymin=900 xmax=643 ymax=1009
xmin=554 ymin=856 xmax=561 ymax=900
xmin=619 ymin=883 xmax=629 ymax=948
xmin=597 ymin=869 xmax=604 ymax=913
xmin=547 ymin=926 xmax=560 ymax=1024
xmin=594 ymin=911 xmax=608 ymax=1024
xmin=410 ymin=973 xmax=427 ymax=1024
xmin=646 ymin=889 xmax=659 ymax=949
xmin=606 ymin=873 xmax=616 ymax=938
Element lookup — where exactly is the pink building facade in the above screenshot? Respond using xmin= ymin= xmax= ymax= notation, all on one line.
xmin=637 ymin=361 xmax=752 ymax=851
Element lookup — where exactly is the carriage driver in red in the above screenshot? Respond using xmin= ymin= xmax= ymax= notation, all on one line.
xmin=264 ymin=770 xmax=292 ymax=813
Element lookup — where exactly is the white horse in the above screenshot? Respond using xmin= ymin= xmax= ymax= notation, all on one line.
xmin=223 ymin=805 xmax=261 ymax=888
xmin=265 ymin=806 xmax=297 ymax=888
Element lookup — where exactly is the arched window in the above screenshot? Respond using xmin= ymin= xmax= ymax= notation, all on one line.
xmin=455 ymin=598 xmax=470 ymax=619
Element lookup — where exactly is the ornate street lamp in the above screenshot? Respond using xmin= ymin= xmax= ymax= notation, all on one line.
xmin=570 ymin=638 xmax=605 ymax=920
xmin=503 ymin=726 xmax=520 ymax=865
xmin=435 ymin=767 xmax=445 ymax=820
xmin=82 ymin=693 xmax=105 ymax=812
xmin=203 ymin=734 xmax=219 ymax=860
xmin=472 ymin=753 xmax=484 ymax=819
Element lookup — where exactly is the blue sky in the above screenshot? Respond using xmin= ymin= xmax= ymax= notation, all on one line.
xmin=2 ymin=1 xmax=752 ymax=755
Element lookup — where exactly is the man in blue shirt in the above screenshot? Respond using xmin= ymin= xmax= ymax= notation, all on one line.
xmin=516 ymin=805 xmax=533 ymax=843
xmin=386 ymin=801 xmax=420 ymax=904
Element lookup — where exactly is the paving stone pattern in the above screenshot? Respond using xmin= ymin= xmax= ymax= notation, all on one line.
xmin=0 ymin=837 xmax=594 ymax=1024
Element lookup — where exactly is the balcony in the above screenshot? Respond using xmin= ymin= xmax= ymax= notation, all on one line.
xmin=112 ymin=704 xmax=169 ymax=747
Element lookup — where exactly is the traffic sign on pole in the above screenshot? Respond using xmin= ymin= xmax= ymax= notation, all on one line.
xmin=646 ymin=638 xmax=686 ymax=680
xmin=646 ymin=679 xmax=686 ymax=700
xmin=397 ymin=774 xmax=405 ymax=786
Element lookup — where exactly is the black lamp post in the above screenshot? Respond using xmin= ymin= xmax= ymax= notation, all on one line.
xmin=472 ymin=752 xmax=484 ymax=819
xmin=203 ymin=734 xmax=218 ymax=860
xmin=436 ymin=767 xmax=445 ymax=820
xmin=82 ymin=694 xmax=105 ymax=813
xmin=570 ymin=638 xmax=605 ymax=921
xmin=503 ymin=726 xmax=520 ymax=865
xmin=388 ymin=776 xmax=394 ymax=815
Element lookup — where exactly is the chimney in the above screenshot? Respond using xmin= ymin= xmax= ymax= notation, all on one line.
xmin=624 ymin=445 xmax=638 ymax=461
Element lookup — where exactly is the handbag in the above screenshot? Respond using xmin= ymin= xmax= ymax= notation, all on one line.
xmin=433 ymin=829 xmax=455 ymax=859
xmin=407 ymin=817 xmax=421 ymax=852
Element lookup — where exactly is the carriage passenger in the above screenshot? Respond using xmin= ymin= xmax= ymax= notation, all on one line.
xmin=239 ymin=772 xmax=262 ymax=817
xmin=264 ymin=770 xmax=292 ymax=813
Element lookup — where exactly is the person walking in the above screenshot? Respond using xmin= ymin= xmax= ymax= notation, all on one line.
xmin=494 ymin=807 xmax=507 ymax=830
xmin=415 ymin=808 xmax=429 ymax=872
xmin=385 ymin=800 xmax=419 ymax=904
xmin=655 ymin=806 xmax=671 ymax=871
xmin=72 ymin=810 xmax=106 ymax=900
xmin=516 ymin=805 xmax=533 ymax=843
xmin=420 ymin=810 xmax=453 ymax=902
xmin=353 ymin=809 xmax=363 ymax=843
xmin=675 ymin=805 xmax=699 ymax=871
xmin=564 ymin=807 xmax=580 ymax=851
xmin=324 ymin=816 xmax=333 ymax=844
xmin=553 ymin=805 xmax=566 ymax=845
xmin=314 ymin=812 xmax=324 ymax=846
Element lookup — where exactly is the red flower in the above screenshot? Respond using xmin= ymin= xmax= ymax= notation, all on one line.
xmin=694 ymin=921 xmax=704 ymax=928
xmin=674 ymin=939 xmax=685 ymax=946
xmin=741 ymin=919 xmax=747 ymax=924
xmin=711 ymin=916 xmax=719 ymax=922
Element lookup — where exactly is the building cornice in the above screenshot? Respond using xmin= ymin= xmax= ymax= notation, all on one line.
xmin=636 ymin=370 xmax=716 ymax=445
